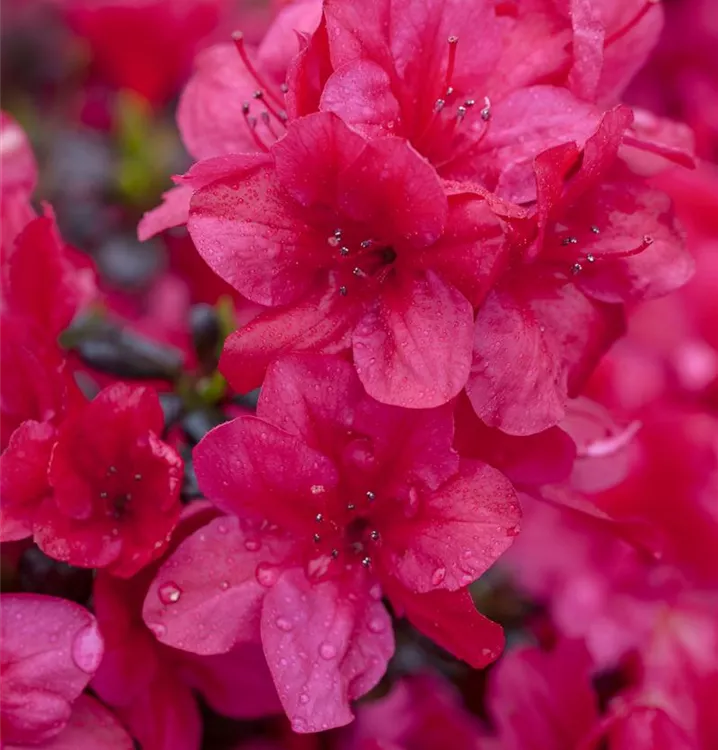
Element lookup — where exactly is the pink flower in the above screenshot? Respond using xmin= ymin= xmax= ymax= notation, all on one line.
xmin=318 ymin=0 xmax=600 ymax=184
xmin=143 ymin=354 xmax=519 ymax=732
xmin=92 ymin=504 xmax=280 ymax=750
xmin=1 ymin=209 xmax=97 ymax=342
xmin=485 ymin=640 xmax=600 ymax=750
xmin=59 ymin=0 xmax=236 ymax=106
xmin=0 ymin=321 xmax=85 ymax=544
xmin=0 ymin=593 xmax=130 ymax=749
xmin=32 ymin=383 xmax=183 ymax=577
xmin=0 ymin=112 xmax=36 ymax=248
xmin=344 ymin=673 xmax=485 ymax=749
xmin=138 ymin=0 xmax=322 ymax=240
xmin=188 ymin=112 xmax=504 ymax=407
xmin=17 ymin=694 xmax=135 ymax=750
xmin=466 ymin=107 xmax=692 ymax=435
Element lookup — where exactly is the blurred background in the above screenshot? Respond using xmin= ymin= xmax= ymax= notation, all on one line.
xmin=1 ymin=0 xmax=718 ymax=748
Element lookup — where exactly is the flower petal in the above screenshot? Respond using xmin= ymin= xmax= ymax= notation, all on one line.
xmin=219 ymin=285 xmax=357 ymax=394
xmin=382 ymin=460 xmax=520 ymax=592
xmin=353 ymin=270 xmax=473 ymax=408
xmin=142 ymin=516 xmax=268 ymax=655
xmin=261 ymin=568 xmax=393 ymax=733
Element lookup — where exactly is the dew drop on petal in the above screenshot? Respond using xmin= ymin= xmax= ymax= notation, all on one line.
xmin=276 ymin=617 xmax=294 ymax=632
xmin=299 ymin=693 xmax=310 ymax=705
xmin=369 ymin=583 xmax=382 ymax=601
xmin=319 ymin=642 xmax=337 ymax=660
xmin=431 ymin=567 xmax=446 ymax=586
xmin=71 ymin=624 xmax=103 ymax=674
xmin=244 ymin=538 xmax=261 ymax=551
xmin=219 ymin=580 xmax=230 ymax=591
xmin=256 ymin=563 xmax=279 ymax=588
xmin=292 ymin=718 xmax=309 ymax=732
xmin=367 ymin=617 xmax=386 ymax=634
xmin=148 ymin=623 xmax=167 ymax=639
xmin=158 ymin=582 xmax=182 ymax=604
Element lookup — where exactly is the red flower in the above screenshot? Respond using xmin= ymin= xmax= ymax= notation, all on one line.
xmin=138 ymin=0 xmax=321 ymax=240
xmin=92 ymin=504 xmax=280 ymax=750
xmin=33 ymin=383 xmax=183 ymax=578
xmin=346 ymin=673 xmax=484 ymax=749
xmin=0 ymin=112 xmax=36 ymax=249
xmin=60 ymin=0 xmax=234 ymax=106
xmin=0 ymin=593 xmax=131 ymax=749
xmin=486 ymin=640 xmax=600 ymax=749
xmin=466 ymin=107 xmax=692 ymax=435
xmin=318 ymin=0 xmax=600 ymax=185
xmin=0 ymin=320 xmax=85 ymax=544
xmin=143 ymin=355 xmax=519 ymax=731
xmin=1 ymin=209 xmax=97 ymax=342
xmin=187 ymin=112 xmax=504 ymax=407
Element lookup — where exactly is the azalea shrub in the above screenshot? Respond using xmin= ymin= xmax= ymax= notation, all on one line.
xmin=1 ymin=0 xmax=717 ymax=748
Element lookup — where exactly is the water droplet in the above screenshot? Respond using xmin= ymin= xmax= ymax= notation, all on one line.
xmin=319 ymin=642 xmax=337 ymax=660
xmin=299 ymin=693 xmax=310 ymax=704
xmin=108 ymin=465 xmax=117 ymax=474
xmin=292 ymin=718 xmax=309 ymax=732
xmin=256 ymin=563 xmax=279 ymax=588
xmin=216 ymin=523 xmax=228 ymax=534
xmin=219 ymin=580 xmax=230 ymax=591
xmin=244 ymin=538 xmax=260 ymax=551
xmin=432 ymin=567 xmax=447 ymax=585
xmin=369 ymin=530 xmax=380 ymax=541
xmin=313 ymin=533 xmax=321 ymax=543
xmin=366 ymin=490 xmax=376 ymax=501
xmin=315 ymin=513 xmax=323 ymax=522
xmin=134 ymin=473 xmax=142 ymax=481
xmin=367 ymin=617 xmax=386 ymax=633
xmin=148 ymin=623 xmax=167 ymax=639
xmin=158 ymin=582 xmax=182 ymax=604
xmin=361 ymin=556 xmax=372 ymax=568
xmin=275 ymin=617 xmax=294 ymax=632
xmin=591 ymin=225 xmax=600 ymax=234
xmin=71 ymin=624 xmax=103 ymax=674
xmin=369 ymin=583 xmax=382 ymax=601
xmin=586 ymin=253 xmax=596 ymax=263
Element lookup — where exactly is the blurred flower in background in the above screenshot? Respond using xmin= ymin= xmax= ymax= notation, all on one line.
xmin=1 ymin=0 xmax=717 ymax=748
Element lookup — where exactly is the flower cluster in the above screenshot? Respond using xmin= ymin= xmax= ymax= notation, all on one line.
xmin=1 ymin=0 xmax=716 ymax=747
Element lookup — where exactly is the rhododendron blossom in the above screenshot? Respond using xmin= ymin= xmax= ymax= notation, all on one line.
xmin=32 ymin=383 xmax=183 ymax=577
xmin=188 ymin=112 xmax=505 ymax=407
xmin=1 ymin=0 xmax=712 ymax=744
xmin=143 ymin=355 xmax=519 ymax=731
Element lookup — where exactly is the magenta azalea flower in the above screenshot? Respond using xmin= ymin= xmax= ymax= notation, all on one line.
xmin=187 ymin=112 xmax=505 ymax=407
xmin=143 ymin=354 xmax=519 ymax=731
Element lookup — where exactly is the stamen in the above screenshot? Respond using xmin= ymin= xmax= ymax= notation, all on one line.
xmin=445 ymin=36 xmax=459 ymax=94
xmin=241 ymin=104 xmax=269 ymax=153
xmin=456 ymin=105 xmax=468 ymax=122
xmin=232 ymin=31 xmax=285 ymax=109
xmin=434 ymin=99 xmax=446 ymax=113
xmin=605 ymin=0 xmax=660 ymax=48
xmin=480 ymin=96 xmax=492 ymax=121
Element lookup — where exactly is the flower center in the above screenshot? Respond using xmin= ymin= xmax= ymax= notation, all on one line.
xmin=310 ymin=488 xmax=382 ymax=573
xmin=550 ymin=222 xmax=654 ymax=277
xmin=99 ymin=465 xmax=143 ymax=521
xmin=414 ymin=36 xmax=493 ymax=171
xmin=327 ymin=229 xmax=399 ymax=297
xmin=231 ymin=31 xmax=288 ymax=153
